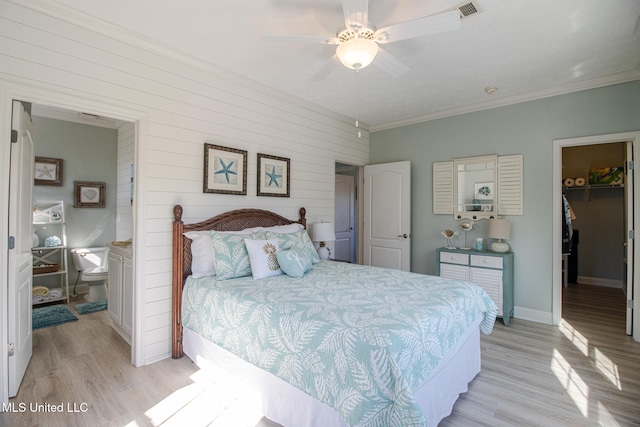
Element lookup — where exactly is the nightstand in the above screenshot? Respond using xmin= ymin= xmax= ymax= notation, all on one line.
xmin=436 ymin=248 xmax=514 ymax=325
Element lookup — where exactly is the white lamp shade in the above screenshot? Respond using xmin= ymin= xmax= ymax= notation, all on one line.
xmin=488 ymin=218 xmax=510 ymax=240
xmin=313 ymin=222 xmax=336 ymax=242
xmin=336 ymin=38 xmax=379 ymax=70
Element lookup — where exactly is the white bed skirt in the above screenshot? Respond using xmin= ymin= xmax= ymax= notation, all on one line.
xmin=183 ymin=317 xmax=481 ymax=427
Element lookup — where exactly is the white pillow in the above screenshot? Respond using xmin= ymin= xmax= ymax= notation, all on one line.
xmin=184 ymin=228 xmax=257 ymax=278
xmin=245 ymin=238 xmax=283 ymax=280
xmin=262 ymin=223 xmax=304 ymax=234
xmin=184 ymin=231 xmax=215 ymax=278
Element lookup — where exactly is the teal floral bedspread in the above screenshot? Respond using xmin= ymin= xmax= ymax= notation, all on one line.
xmin=182 ymin=261 xmax=497 ymax=427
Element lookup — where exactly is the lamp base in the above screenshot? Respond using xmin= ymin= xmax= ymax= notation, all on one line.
xmin=491 ymin=241 xmax=510 ymax=253
xmin=317 ymin=245 xmax=331 ymax=260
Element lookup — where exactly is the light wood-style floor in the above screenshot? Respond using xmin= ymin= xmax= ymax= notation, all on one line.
xmin=2 ymin=285 xmax=639 ymax=426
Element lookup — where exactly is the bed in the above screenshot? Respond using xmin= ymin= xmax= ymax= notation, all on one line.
xmin=172 ymin=205 xmax=498 ymax=427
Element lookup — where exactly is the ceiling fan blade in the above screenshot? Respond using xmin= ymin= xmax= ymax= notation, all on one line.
xmin=309 ymin=55 xmax=341 ymax=82
xmin=261 ymin=34 xmax=338 ymax=44
xmin=374 ymin=10 xmax=461 ymax=44
xmin=342 ymin=0 xmax=369 ymax=31
xmin=372 ymin=47 xmax=410 ymax=78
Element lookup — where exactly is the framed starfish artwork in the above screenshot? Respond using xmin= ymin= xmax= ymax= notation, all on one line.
xmin=257 ymin=153 xmax=290 ymax=197
xmin=203 ymin=143 xmax=247 ymax=195
xmin=34 ymin=157 xmax=63 ymax=186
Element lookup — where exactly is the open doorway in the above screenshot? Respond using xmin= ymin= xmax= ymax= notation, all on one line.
xmin=335 ymin=162 xmax=359 ymax=263
xmin=553 ymin=132 xmax=639 ymax=341
xmin=561 ymin=143 xmax=627 ymax=330
xmin=7 ymin=100 xmax=136 ymax=397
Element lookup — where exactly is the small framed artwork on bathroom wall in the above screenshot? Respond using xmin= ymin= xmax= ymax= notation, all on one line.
xmin=34 ymin=157 xmax=63 ymax=186
xmin=74 ymin=181 xmax=106 ymax=208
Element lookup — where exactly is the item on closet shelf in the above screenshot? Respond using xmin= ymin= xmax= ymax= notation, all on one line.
xmin=563 ymin=178 xmax=575 ymax=187
xmin=488 ymin=218 xmax=511 ymax=253
xmin=32 ymin=233 xmax=39 ymax=248
xmin=589 ymin=167 xmax=623 ymax=185
xmin=574 ymin=177 xmax=586 ymax=186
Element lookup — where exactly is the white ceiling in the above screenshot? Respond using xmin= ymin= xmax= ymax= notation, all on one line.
xmin=23 ymin=0 xmax=640 ymax=131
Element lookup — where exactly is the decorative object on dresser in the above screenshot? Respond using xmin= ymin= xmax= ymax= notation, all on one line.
xmin=488 ymin=218 xmax=511 ymax=253
xmin=257 ymin=153 xmax=290 ymax=197
xmin=441 ymin=229 xmax=457 ymax=248
xmin=203 ymin=143 xmax=248 ymax=195
xmin=34 ymin=156 xmax=63 ymax=186
xmin=458 ymin=221 xmax=474 ymax=249
xmin=437 ymin=247 xmax=514 ymax=325
xmin=312 ymin=222 xmax=335 ymax=260
xmin=74 ymin=181 xmax=106 ymax=208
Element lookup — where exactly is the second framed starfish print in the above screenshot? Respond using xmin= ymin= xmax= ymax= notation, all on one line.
xmin=203 ymin=143 xmax=247 ymax=195
xmin=257 ymin=153 xmax=290 ymax=197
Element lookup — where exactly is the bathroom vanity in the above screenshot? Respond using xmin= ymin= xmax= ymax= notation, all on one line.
xmin=107 ymin=243 xmax=133 ymax=344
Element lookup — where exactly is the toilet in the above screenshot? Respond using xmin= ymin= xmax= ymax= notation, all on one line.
xmin=71 ymin=247 xmax=109 ymax=302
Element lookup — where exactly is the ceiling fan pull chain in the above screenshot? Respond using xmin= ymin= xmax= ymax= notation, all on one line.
xmin=356 ymin=69 xmax=362 ymax=138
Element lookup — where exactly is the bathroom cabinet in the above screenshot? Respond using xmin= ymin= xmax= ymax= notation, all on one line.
xmin=436 ymin=248 xmax=514 ymax=325
xmin=108 ymin=244 xmax=133 ymax=344
xmin=32 ymin=200 xmax=69 ymax=305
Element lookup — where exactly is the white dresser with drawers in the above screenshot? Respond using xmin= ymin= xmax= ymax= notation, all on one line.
xmin=436 ymin=248 xmax=514 ymax=325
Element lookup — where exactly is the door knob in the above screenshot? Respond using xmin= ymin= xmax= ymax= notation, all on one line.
xmin=397 ymin=234 xmax=408 ymax=238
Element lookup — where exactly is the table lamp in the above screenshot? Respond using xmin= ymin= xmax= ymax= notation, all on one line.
xmin=488 ymin=218 xmax=511 ymax=252
xmin=313 ymin=222 xmax=335 ymax=260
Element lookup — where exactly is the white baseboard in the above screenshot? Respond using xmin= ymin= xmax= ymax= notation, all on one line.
xmin=577 ymin=276 xmax=623 ymax=289
xmin=514 ymin=306 xmax=553 ymax=325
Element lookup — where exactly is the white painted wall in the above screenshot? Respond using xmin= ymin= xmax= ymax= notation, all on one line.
xmin=0 ymin=1 xmax=369 ymax=365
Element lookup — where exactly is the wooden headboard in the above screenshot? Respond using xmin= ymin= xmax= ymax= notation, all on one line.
xmin=171 ymin=204 xmax=307 ymax=358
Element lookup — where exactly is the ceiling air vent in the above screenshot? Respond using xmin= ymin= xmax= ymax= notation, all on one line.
xmin=456 ymin=1 xmax=481 ymax=19
xmin=77 ymin=112 xmax=100 ymax=120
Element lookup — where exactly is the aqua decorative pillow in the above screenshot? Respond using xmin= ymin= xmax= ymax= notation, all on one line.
xmin=276 ymin=248 xmax=313 ymax=278
xmin=264 ymin=229 xmax=320 ymax=264
xmin=245 ymin=238 xmax=283 ymax=280
xmin=211 ymin=231 xmax=263 ymax=280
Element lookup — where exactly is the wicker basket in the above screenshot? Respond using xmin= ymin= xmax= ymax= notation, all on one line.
xmin=33 ymin=264 xmax=62 ymax=275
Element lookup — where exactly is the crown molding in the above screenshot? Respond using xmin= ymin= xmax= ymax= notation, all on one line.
xmin=370 ymin=70 xmax=640 ymax=132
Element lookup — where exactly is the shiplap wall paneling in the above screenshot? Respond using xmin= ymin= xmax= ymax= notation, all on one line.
xmin=0 ymin=1 xmax=369 ymax=364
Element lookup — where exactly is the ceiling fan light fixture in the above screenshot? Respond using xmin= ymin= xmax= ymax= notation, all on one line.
xmin=336 ymin=37 xmax=378 ymax=70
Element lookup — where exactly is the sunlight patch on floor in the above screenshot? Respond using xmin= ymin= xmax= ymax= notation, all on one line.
xmin=551 ymin=349 xmax=589 ymax=417
xmin=143 ymin=365 xmax=265 ymax=427
xmin=559 ymin=319 xmax=588 ymax=357
xmin=592 ymin=347 xmax=621 ymax=390
xmin=561 ymin=319 xmax=622 ymax=390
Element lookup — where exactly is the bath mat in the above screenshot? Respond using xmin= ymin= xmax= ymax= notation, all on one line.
xmin=32 ymin=305 xmax=78 ymax=330
xmin=75 ymin=299 xmax=107 ymax=315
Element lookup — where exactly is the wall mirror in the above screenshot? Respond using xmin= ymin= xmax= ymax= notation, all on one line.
xmin=454 ymin=155 xmax=497 ymax=220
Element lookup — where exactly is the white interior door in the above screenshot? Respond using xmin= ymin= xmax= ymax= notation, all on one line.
xmin=8 ymin=100 xmax=34 ymax=396
xmin=335 ymin=174 xmax=355 ymax=263
xmin=625 ymin=141 xmax=634 ymax=335
xmin=363 ymin=161 xmax=411 ymax=271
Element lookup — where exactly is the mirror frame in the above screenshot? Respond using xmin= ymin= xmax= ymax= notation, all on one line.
xmin=453 ymin=155 xmax=498 ymax=220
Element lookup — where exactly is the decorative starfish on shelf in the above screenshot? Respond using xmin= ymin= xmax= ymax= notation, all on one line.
xmin=215 ymin=159 xmax=236 ymax=183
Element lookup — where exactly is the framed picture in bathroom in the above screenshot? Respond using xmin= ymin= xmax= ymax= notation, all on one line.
xmin=34 ymin=156 xmax=63 ymax=186
xmin=74 ymin=181 xmax=106 ymax=208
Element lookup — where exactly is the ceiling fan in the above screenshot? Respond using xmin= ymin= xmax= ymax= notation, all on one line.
xmin=262 ymin=0 xmax=462 ymax=81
